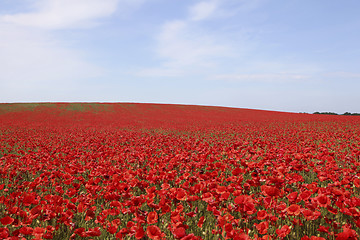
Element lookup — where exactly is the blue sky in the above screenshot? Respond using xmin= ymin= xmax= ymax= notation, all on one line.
xmin=1 ymin=0 xmax=360 ymax=113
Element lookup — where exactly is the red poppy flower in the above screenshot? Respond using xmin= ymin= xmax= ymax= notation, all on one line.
xmin=301 ymin=209 xmax=321 ymax=221
xmin=0 ymin=228 xmax=9 ymax=239
xmin=234 ymin=195 xmax=256 ymax=214
xmin=198 ymin=216 xmax=205 ymax=228
xmin=232 ymin=168 xmax=243 ymax=176
xmin=23 ymin=193 xmax=37 ymax=206
xmin=317 ymin=225 xmax=329 ymax=233
xmin=220 ymin=192 xmax=230 ymax=201
xmin=348 ymin=207 xmax=360 ymax=217
xmin=43 ymin=232 xmax=53 ymax=239
xmin=234 ymin=195 xmax=247 ymax=205
xmin=19 ymin=226 xmax=33 ymax=235
xmin=127 ymin=221 xmax=135 ymax=228
xmin=33 ymin=227 xmax=45 ymax=238
xmin=147 ymin=211 xmax=158 ymax=224
xmin=286 ymin=204 xmax=301 ymax=216
xmin=161 ymin=203 xmax=171 ymax=213
xmin=336 ymin=226 xmax=358 ymax=240
xmin=185 ymin=211 xmax=196 ymax=217
xmin=276 ymin=225 xmax=291 ymax=238
xmin=34 ymin=227 xmax=45 ymax=234
xmin=287 ymin=192 xmax=298 ymax=203
xmin=225 ymin=223 xmax=233 ymax=233
xmin=85 ymin=209 xmax=95 ymax=220
xmin=176 ymin=188 xmax=187 ymax=201
xmin=30 ymin=205 xmax=42 ymax=216
xmin=107 ymin=225 xmax=118 ymax=234
xmin=161 ymin=183 xmax=170 ymax=190
xmin=299 ymin=190 xmax=312 ymax=201
xmin=354 ymin=178 xmax=360 ymax=188
xmin=244 ymin=201 xmax=256 ymax=215
xmin=132 ymin=196 xmax=145 ymax=206
xmin=261 ymin=235 xmax=272 ymax=240
xmin=261 ymin=185 xmax=280 ymax=198
xmin=216 ymin=185 xmax=227 ymax=194
xmin=173 ymin=227 xmax=186 ymax=239
xmin=302 ymin=237 xmax=326 ymax=240
xmin=135 ymin=226 xmax=145 ymax=239
xmin=116 ymin=228 xmax=128 ymax=239
xmin=316 ymin=194 xmax=330 ymax=207
xmin=112 ymin=219 xmax=121 ymax=227
xmin=77 ymin=202 xmax=85 ymax=213
xmin=257 ymin=210 xmax=268 ymax=220
xmin=146 ymin=225 xmax=162 ymax=240
xmin=234 ymin=233 xmax=250 ymax=240
xmin=86 ymin=227 xmax=101 ymax=237
xmin=46 ymin=226 xmax=55 ymax=232
xmin=327 ymin=205 xmax=338 ymax=214
xmin=255 ymin=221 xmax=269 ymax=234
xmin=310 ymin=237 xmax=326 ymax=240
xmin=180 ymin=233 xmax=197 ymax=240
xmin=0 ymin=216 xmax=14 ymax=225
xmin=202 ymin=192 xmax=214 ymax=203
xmin=110 ymin=201 xmax=122 ymax=207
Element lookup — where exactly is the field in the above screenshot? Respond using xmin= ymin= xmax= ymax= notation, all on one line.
xmin=0 ymin=103 xmax=360 ymax=240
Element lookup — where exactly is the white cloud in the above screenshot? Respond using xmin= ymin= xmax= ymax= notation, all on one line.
xmin=0 ymin=0 xmax=136 ymax=101
xmin=213 ymin=73 xmax=310 ymax=82
xmin=0 ymin=0 xmax=148 ymax=101
xmin=138 ymin=19 xmax=231 ymax=77
xmin=0 ymin=0 xmax=123 ymax=29
xmin=324 ymin=72 xmax=360 ymax=79
xmin=0 ymin=23 xmax=104 ymax=100
xmin=138 ymin=1 xmax=234 ymax=77
xmin=189 ymin=1 xmax=219 ymax=21
xmin=157 ymin=20 xmax=230 ymax=66
xmin=138 ymin=0 xmax=272 ymax=78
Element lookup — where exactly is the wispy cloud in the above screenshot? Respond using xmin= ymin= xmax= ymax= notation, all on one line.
xmin=138 ymin=0 xmax=324 ymax=85
xmin=213 ymin=73 xmax=310 ymax=83
xmin=0 ymin=0 xmax=122 ymax=29
xmin=0 ymin=23 xmax=103 ymax=100
xmin=323 ymin=71 xmax=360 ymax=79
xmin=0 ymin=0 xmax=146 ymax=101
xmin=157 ymin=20 xmax=229 ymax=66
xmin=189 ymin=0 xmax=219 ymax=21
xmin=138 ymin=1 xmax=236 ymax=77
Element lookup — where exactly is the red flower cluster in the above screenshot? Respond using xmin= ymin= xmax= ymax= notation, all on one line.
xmin=0 ymin=103 xmax=359 ymax=239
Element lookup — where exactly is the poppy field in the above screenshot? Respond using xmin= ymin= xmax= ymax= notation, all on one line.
xmin=0 ymin=103 xmax=360 ymax=240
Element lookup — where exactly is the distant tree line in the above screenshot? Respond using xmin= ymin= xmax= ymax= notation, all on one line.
xmin=313 ymin=112 xmax=360 ymax=116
